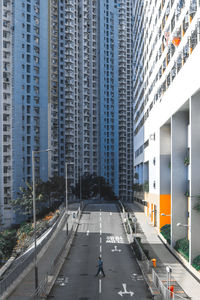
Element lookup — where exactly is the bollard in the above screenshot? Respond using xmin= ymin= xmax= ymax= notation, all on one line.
xmin=170 ymin=285 xmax=174 ymax=297
xmin=151 ymin=258 xmax=156 ymax=268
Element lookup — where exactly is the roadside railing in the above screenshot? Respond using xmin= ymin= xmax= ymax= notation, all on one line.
xmin=133 ymin=237 xmax=150 ymax=272
xmin=152 ymin=269 xmax=190 ymax=300
xmin=31 ymin=204 xmax=82 ymax=298
xmin=0 ymin=208 xmax=65 ymax=297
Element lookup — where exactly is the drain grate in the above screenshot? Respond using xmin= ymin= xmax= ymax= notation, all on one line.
xmin=82 ymin=244 xmax=88 ymax=246
xmin=80 ymin=273 xmax=88 ymax=276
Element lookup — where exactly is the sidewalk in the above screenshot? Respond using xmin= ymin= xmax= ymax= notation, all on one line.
xmin=126 ymin=202 xmax=200 ymax=300
xmin=4 ymin=203 xmax=80 ymax=300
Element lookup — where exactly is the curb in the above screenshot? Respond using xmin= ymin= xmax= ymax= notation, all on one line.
xmin=43 ymin=211 xmax=82 ymax=298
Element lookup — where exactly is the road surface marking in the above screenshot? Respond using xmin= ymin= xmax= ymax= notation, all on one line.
xmin=118 ymin=283 xmax=134 ymax=297
xmin=100 ymin=223 xmax=102 ymax=229
xmin=131 ymin=273 xmax=144 ymax=281
xmin=111 ymin=245 xmax=122 ymax=252
xmin=100 ymin=237 xmax=102 ymax=244
xmin=110 ymin=212 xmax=112 ymax=216
xmin=106 ymin=235 xmax=123 ymax=243
xmin=100 ymin=245 xmax=102 ymax=253
xmin=86 ymin=230 xmax=89 ymax=236
xmin=100 ymin=229 xmax=102 ymax=235
xmin=99 ymin=279 xmax=102 ymax=293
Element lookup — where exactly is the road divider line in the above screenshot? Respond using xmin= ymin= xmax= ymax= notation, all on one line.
xmin=100 ymin=245 xmax=102 ymax=253
xmin=100 ymin=223 xmax=102 ymax=229
xmin=99 ymin=279 xmax=102 ymax=293
xmin=100 ymin=229 xmax=102 ymax=236
xmin=100 ymin=237 xmax=102 ymax=244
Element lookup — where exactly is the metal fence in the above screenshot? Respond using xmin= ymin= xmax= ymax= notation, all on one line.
xmin=152 ymin=269 xmax=190 ymax=300
xmin=31 ymin=205 xmax=82 ymax=298
xmin=0 ymin=208 xmax=65 ymax=297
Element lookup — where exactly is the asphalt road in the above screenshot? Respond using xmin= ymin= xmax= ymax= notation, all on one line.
xmin=48 ymin=203 xmax=152 ymax=299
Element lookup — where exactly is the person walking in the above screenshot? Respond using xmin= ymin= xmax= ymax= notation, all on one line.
xmin=95 ymin=256 xmax=105 ymax=277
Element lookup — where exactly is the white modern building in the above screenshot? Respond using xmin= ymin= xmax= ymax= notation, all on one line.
xmin=133 ymin=0 xmax=200 ymax=266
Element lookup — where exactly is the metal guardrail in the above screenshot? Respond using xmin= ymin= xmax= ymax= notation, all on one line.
xmin=31 ymin=204 xmax=82 ymax=298
xmin=0 ymin=208 xmax=65 ymax=297
xmin=152 ymin=269 xmax=190 ymax=300
xmin=133 ymin=237 xmax=150 ymax=271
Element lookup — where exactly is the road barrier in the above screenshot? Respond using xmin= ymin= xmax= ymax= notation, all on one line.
xmin=152 ymin=269 xmax=191 ymax=300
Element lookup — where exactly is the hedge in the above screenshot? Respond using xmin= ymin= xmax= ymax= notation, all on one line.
xmin=192 ymin=255 xmax=200 ymax=271
xmin=160 ymin=224 xmax=171 ymax=244
xmin=174 ymin=238 xmax=189 ymax=261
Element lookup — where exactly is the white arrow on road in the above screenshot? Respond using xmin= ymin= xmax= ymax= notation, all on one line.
xmin=111 ymin=245 xmax=122 ymax=252
xmin=86 ymin=230 xmax=89 ymax=236
xmin=118 ymin=283 xmax=134 ymax=297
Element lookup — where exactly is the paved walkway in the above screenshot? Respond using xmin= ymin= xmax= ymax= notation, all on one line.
xmin=5 ymin=204 xmax=79 ymax=300
xmin=126 ymin=201 xmax=200 ymax=300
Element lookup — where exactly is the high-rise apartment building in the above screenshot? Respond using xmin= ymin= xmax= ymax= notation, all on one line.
xmin=65 ymin=0 xmax=133 ymax=200
xmin=0 ymin=0 xmax=134 ymax=226
xmin=133 ymin=0 xmax=200 ymax=265
xmin=48 ymin=0 xmax=67 ymax=179
xmin=0 ymin=0 xmax=49 ymax=226
xmin=65 ymin=0 xmax=100 ymax=191
xmin=99 ymin=0 xmax=133 ymax=200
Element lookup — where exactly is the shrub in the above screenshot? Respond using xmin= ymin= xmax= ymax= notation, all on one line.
xmin=125 ymin=221 xmax=130 ymax=234
xmin=0 ymin=229 xmax=17 ymax=261
xmin=174 ymin=238 xmax=189 ymax=261
xmin=160 ymin=224 xmax=171 ymax=244
xmin=192 ymin=255 xmax=200 ymax=271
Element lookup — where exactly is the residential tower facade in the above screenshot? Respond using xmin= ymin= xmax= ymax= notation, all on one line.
xmin=133 ymin=0 xmax=200 ymax=266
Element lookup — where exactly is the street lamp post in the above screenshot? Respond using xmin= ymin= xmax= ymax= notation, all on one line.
xmin=32 ymin=150 xmax=38 ymax=291
xmin=80 ymin=166 xmax=82 ymax=203
xmin=177 ymin=222 xmax=190 ymax=228
xmin=32 ymin=148 xmax=52 ymax=292
xmin=161 ymin=213 xmax=171 ymax=216
xmin=65 ymin=162 xmax=68 ymax=235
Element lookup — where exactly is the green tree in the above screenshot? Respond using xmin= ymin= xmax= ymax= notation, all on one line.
xmin=11 ymin=182 xmax=45 ymax=217
xmin=38 ymin=176 xmax=65 ymax=207
xmin=72 ymin=174 xmax=117 ymax=201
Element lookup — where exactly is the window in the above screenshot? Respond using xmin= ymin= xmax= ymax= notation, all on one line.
xmin=27 ymin=34 xmax=31 ymax=42
xmin=27 ymin=44 xmax=31 ymax=53
xmin=27 ymin=14 xmax=31 ymax=22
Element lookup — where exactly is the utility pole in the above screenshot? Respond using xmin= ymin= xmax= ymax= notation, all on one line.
xmin=80 ymin=166 xmax=82 ymax=203
xmin=65 ymin=162 xmax=68 ymax=235
xmin=32 ymin=150 xmax=38 ymax=292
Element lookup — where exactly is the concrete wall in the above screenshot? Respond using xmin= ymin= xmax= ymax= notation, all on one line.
xmin=189 ymin=92 xmax=200 ymax=263
xmin=160 ymin=125 xmax=171 ymax=194
xmin=171 ymin=111 xmax=189 ymax=247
